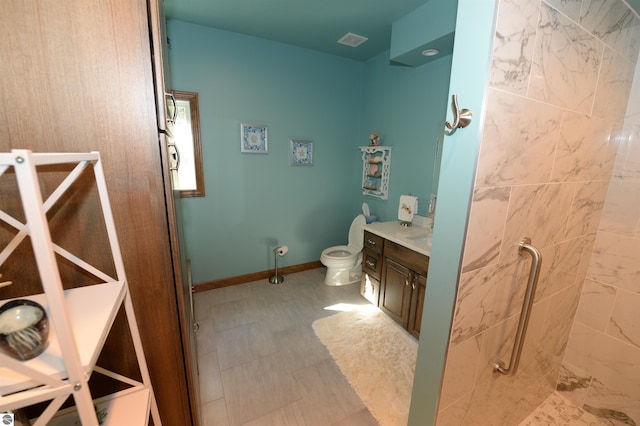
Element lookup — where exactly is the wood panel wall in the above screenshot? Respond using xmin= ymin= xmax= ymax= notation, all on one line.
xmin=0 ymin=1 xmax=192 ymax=424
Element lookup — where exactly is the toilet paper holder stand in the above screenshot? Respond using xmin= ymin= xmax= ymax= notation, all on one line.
xmin=269 ymin=245 xmax=288 ymax=284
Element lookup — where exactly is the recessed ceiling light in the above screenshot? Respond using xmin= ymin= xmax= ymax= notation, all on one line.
xmin=338 ymin=32 xmax=368 ymax=48
xmin=421 ymin=49 xmax=440 ymax=57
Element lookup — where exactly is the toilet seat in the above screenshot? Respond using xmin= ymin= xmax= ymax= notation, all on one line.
xmin=321 ymin=245 xmax=357 ymax=260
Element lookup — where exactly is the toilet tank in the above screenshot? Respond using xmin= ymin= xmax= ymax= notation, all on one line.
xmin=348 ymin=215 xmax=367 ymax=250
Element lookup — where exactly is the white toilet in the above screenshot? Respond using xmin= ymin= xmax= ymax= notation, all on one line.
xmin=320 ymin=215 xmax=367 ymax=286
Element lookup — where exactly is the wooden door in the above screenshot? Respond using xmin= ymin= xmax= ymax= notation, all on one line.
xmin=148 ymin=0 xmax=201 ymax=423
xmin=380 ymin=258 xmax=412 ymax=326
xmin=0 ymin=1 xmax=192 ymax=424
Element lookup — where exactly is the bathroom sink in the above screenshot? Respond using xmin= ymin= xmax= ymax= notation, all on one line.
xmin=407 ymin=235 xmax=432 ymax=246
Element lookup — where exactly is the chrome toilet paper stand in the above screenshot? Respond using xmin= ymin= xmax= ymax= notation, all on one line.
xmin=269 ymin=246 xmax=287 ymax=284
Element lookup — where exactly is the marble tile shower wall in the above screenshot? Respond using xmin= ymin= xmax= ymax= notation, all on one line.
xmin=559 ymin=41 xmax=640 ymax=425
xmin=436 ymin=0 xmax=639 ymax=425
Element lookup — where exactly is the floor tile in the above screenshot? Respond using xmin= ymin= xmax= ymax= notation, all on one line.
xmin=199 ymin=367 xmax=224 ymax=404
xmin=194 ymin=268 xmax=605 ymax=426
xmin=200 ymin=398 xmax=229 ymax=426
xmin=216 ymin=321 xmax=278 ymax=370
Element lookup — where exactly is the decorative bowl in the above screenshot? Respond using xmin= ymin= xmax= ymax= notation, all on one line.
xmin=0 ymin=299 xmax=50 ymax=361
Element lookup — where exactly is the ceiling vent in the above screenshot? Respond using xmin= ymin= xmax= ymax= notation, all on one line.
xmin=337 ymin=32 xmax=368 ymax=47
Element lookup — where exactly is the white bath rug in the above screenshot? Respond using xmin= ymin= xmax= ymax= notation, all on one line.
xmin=312 ymin=308 xmax=418 ymax=426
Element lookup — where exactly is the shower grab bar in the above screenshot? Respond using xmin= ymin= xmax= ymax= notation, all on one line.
xmin=493 ymin=237 xmax=541 ymax=376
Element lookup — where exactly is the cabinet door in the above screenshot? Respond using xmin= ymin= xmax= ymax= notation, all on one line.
xmin=360 ymin=273 xmax=380 ymax=305
xmin=380 ymin=258 xmax=412 ymax=326
xmin=407 ymin=273 xmax=427 ymax=339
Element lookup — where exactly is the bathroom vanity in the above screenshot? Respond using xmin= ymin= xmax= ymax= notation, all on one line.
xmin=360 ymin=221 xmax=431 ymax=339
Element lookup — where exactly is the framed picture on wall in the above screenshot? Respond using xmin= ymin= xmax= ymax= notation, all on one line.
xmin=290 ymin=139 xmax=313 ymax=166
xmin=240 ymin=123 xmax=268 ymax=153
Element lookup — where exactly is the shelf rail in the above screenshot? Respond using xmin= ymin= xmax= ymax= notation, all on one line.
xmin=493 ymin=237 xmax=542 ymax=376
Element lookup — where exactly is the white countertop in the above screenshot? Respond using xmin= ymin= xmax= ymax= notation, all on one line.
xmin=363 ymin=220 xmax=432 ymax=257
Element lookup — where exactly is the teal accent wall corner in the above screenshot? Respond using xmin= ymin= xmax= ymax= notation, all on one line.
xmin=390 ymin=0 xmax=457 ymax=65
xmin=358 ymin=51 xmax=452 ymax=222
xmin=408 ymin=0 xmax=497 ymax=424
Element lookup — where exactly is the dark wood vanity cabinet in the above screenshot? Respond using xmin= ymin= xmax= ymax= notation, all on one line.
xmin=360 ymin=231 xmax=429 ymax=338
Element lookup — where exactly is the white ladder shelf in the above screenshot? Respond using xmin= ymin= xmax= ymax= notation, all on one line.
xmin=0 ymin=150 xmax=161 ymax=425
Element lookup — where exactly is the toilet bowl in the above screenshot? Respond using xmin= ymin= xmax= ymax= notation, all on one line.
xmin=320 ymin=215 xmax=367 ymax=286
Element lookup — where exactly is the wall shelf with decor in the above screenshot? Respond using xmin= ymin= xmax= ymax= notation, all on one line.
xmin=0 ymin=150 xmax=160 ymax=425
xmin=360 ymin=146 xmax=391 ymax=200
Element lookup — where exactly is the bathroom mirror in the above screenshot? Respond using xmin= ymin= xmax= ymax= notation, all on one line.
xmin=172 ymin=90 xmax=205 ymax=197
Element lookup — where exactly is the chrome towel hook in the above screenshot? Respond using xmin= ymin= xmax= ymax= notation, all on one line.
xmin=444 ymin=94 xmax=473 ymax=131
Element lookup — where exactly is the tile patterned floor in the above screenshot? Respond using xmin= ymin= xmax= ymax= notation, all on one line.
xmin=519 ymin=393 xmax=608 ymax=426
xmin=193 ymin=268 xmax=379 ymax=425
xmin=193 ymin=268 xmax=606 ymax=425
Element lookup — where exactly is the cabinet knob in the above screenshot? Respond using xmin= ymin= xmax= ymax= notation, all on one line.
xmin=367 ymin=239 xmax=376 ymax=245
xmin=366 ymin=259 xmax=376 ymax=268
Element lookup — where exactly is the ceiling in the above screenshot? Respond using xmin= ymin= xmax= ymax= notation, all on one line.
xmin=164 ymin=0 xmax=430 ymax=61
xmin=164 ymin=0 xmax=640 ymax=62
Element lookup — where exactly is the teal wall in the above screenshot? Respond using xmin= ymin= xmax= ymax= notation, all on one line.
xmin=168 ymin=19 xmax=452 ymax=283
xmin=408 ymin=0 xmax=496 ymax=422
xmin=357 ymin=51 xmax=451 ymax=221
xmin=168 ymin=20 xmax=363 ymax=283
